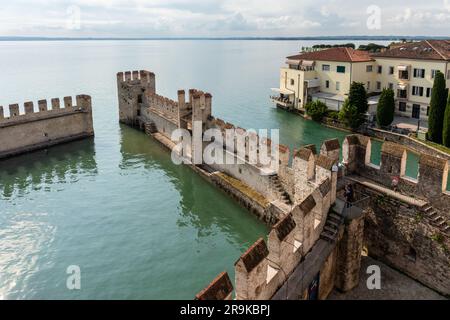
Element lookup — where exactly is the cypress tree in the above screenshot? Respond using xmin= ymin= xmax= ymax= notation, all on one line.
xmin=427 ymin=71 xmax=448 ymax=144
xmin=376 ymin=88 xmax=395 ymax=127
xmin=443 ymin=92 xmax=450 ymax=148
xmin=348 ymin=82 xmax=368 ymax=114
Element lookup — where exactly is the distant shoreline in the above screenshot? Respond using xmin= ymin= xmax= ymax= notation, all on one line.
xmin=1 ymin=36 xmax=450 ymax=42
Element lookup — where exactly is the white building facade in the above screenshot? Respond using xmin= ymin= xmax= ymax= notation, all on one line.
xmin=272 ymin=40 xmax=450 ymax=121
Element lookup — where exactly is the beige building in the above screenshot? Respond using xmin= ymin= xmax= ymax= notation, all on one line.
xmin=272 ymin=40 xmax=450 ymax=121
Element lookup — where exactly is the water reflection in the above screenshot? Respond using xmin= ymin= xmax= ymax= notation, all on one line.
xmin=0 ymin=139 xmax=98 ymax=200
xmin=118 ymin=125 xmax=268 ymax=248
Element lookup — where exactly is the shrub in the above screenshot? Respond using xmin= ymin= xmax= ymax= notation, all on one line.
xmin=305 ymin=100 xmax=328 ymax=122
xmin=327 ymin=110 xmax=340 ymax=120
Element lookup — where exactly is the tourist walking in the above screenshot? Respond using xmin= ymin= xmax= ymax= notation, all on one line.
xmin=344 ymin=184 xmax=354 ymax=208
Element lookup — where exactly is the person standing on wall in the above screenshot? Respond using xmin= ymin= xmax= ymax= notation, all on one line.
xmin=344 ymin=184 xmax=354 ymax=208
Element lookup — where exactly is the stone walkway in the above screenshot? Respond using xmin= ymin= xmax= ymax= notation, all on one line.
xmin=392 ymin=116 xmax=428 ymax=130
xmin=329 ymin=256 xmax=446 ymax=300
xmin=346 ymin=175 xmax=427 ymax=207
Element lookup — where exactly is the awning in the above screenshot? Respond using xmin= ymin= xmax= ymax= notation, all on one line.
xmin=271 ymin=88 xmax=295 ymax=95
xmin=301 ymin=60 xmax=315 ymax=67
xmin=398 ymin=65 xmax=409 ymax=71
xmin=285 ymin=59 xmax=301 ymax=66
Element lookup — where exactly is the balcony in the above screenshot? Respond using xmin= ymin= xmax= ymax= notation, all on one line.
xmin=270 ymin=95 xmax=294 ymax=109
xmin=398 ymin=65 xmax=410 ymax=81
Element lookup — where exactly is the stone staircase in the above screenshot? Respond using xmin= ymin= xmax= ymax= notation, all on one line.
xmin=320 ymin=201 xmax=345 ymax=243
xmin=421 ymin=203 xmax=450 ymax=235
xmin=144 ymin=122 xmax=158 ymax=135
xmin=269 ymin=175 xmax=293 ymax=206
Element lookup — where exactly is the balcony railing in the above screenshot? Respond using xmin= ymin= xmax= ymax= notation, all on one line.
xmin=270 ymin=95 xmax=294 ymax=108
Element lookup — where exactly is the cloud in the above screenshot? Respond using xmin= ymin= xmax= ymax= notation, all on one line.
xmin=0 ymin=0 xmax=449 ymax=37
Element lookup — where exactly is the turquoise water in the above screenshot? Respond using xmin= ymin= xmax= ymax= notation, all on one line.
xmin=1 ymin=40 xmax=444 ymax=299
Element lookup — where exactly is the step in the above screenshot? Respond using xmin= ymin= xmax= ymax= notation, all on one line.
xmin=320 ymin=233 xmax=337 ymax=243
xmin=324 ymin=225 xmax=337 ymax=234
xmin=436 ymin=220 xmax=447 ymax=227
xmin=327 ymin=220 xmax=340 ymax=228
xmin=427 ymin=212 xmax=438 ymax=218
xmin=433 ymin=216 xmax=445 ymax=223
xmin=329 ymin=213 xmax=343 ymax=221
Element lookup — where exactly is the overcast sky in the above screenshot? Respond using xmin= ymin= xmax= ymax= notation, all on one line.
xmin=0 ymin=0 xmax=449 ymax=37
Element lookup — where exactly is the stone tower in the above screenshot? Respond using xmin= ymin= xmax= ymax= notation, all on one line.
xmin=117 ymin=70 xmax=155 ymax=125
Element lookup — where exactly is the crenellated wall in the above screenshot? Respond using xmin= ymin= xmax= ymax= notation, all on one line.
xmin=343 ymin=134 xmax=450 ymax=215
xmin=0 ymin=95 xmax=94 ymax=159
xmin=116 ymin=70 xmax=449 ymax=299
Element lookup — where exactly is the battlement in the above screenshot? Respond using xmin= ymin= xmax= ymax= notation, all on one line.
xmin=0 ymin=95 xmax=92 ymax=126
xmin=343 ymin=134 xmax=450 ymax=211
xmin=117 ymin=70 xmax=155 ymax=84
xmin=200 ymin=184 xmax=334 ymax=300
xmin=0 ymin=95 xmax=94 ymax=159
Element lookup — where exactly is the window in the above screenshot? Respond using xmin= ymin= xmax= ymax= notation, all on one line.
xmin=389 ymin=66 xmax=394 ymax=75
xmin=367 ymin=81 xmax=371 ymax=90
xmin=378 ymin=66 xmax=383 ymax=74
xmin=388 ymin=83 xmax=394 ymax=90
xmin=290 ymin=79 xmax=295 ymax=86
xmin=426 ymin=88 xmax=432 ymax=98
xmin=399 ymin=70 xmax=409 ymax=80
xmin=413 ymin=68 xmax=425 ymax=78
xmin=336 ymin=81 xmax=340 ymax=91
xmin=138 ymin=94 xmax=143 ymax=104
xmin=366 ymin=65 xmax=373 ymax=72
xmin=325 ymin=80 xmax=330 ymax=88
xmin=337 ymin=66 xmax=346 ymax=73
xmin=427 ymin=106 xmax=430 ymax=116
xmin=431 ymin=69 xmax=440 ymax=79
xmin=412 ymin=86 xmax=424 ymax=96
xmin=447 ymin=70 xmax=450 ymax=80
xmin=322 ymin=64 xmax=330 ymax=71
xmin=376 ymin=82 xmax=382 ymax=90
xmin=399 ymin=102 xmax=407 ymax=112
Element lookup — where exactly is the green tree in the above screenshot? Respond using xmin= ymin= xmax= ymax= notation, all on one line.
xmin=376 ymin=88 xmax=395 ymax=127
xmin=339 ymin=99 xmax=363 ymax=129
xmin=427 ymin=71 xmax=448 ymax=144
xmin=305 ymin=100 xmax=328 ymax=122
xmin=443 ymin=92 xmax=450 ymax=147
xmin=348 ymin=82 xmax=368 ymax=115
xmin=338 ymin=82 xmax=369 ymax=129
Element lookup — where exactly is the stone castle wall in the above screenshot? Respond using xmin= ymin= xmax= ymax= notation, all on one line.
xmin=116 ymin=70 xmax=449 ymax=300
xmin=358 ymin=184 xmax=450 ymax=296
xmin=343 ymin=134 xmax=450 ymax=215
xmin=0 ymin=95 xmax=94 ymax=159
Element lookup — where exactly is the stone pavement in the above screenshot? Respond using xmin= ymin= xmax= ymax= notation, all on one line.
xmin=329 ymin=256 xmax=446 ymax=300
xmin=392 ymin=116 xmax=428 ymax=130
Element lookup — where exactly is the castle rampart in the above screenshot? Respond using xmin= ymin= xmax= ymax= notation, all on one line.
xmin=0 ymin=95 xmax=94 ymax=159
xmin=116 ymin=70 xmax=449 ymax=299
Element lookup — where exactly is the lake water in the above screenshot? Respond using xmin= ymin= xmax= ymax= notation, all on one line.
xmin=0 ymin=40 xmax=440 ymax=299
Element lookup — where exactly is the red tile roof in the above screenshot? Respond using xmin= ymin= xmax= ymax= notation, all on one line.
xmin=287 ymin=47 xmax=374 ymax=63
xmin=372 ymin=40 xmax=450 ymax=61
